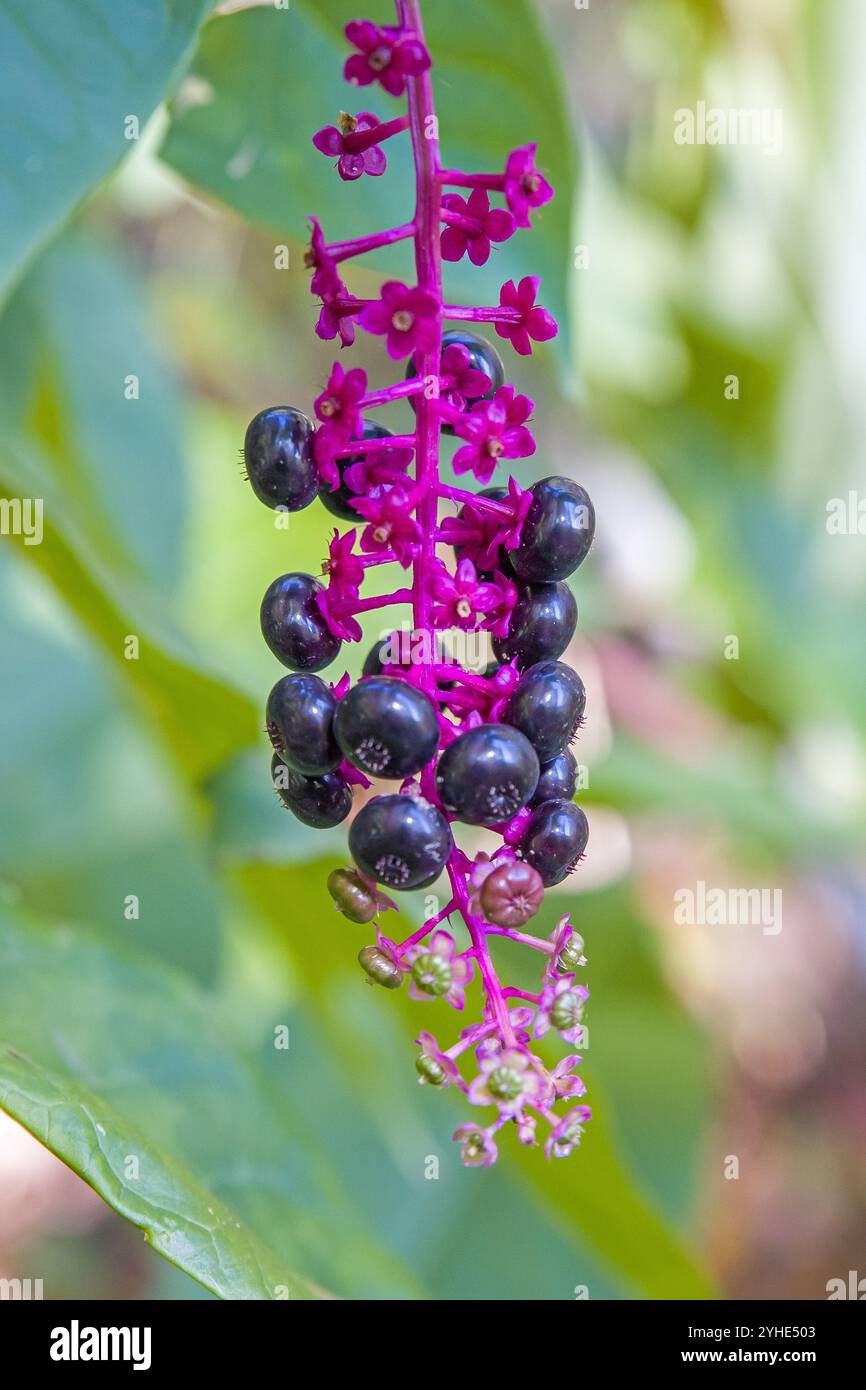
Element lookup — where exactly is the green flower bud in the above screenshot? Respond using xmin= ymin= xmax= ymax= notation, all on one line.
xmin=328 ymin=867 xmax=379 ymax=924
xmin=358 ymin=945 xmax=402 ymax=989
xmin=486 ymin=1065 xmax=525 ymax=1102
xmin=557 ymin=933 xmax=586 ymax=973
xmin=551 ymin=989 xmax=584 ymax=1031
xmin=410 ymin=951 xmax=452 ymax=996
xmin=415 ymin=1053 xmax=446 ymax=1085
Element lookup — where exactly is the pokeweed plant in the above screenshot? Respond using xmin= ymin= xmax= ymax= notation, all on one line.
xmin=243 ymin=0 xmax=596 ymax=1167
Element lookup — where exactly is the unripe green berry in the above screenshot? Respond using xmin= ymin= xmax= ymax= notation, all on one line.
xmin=415 ymin=1053 xmax=446 ymax=1085
xmin=328 ymin=866 xmax=379 ymax=923
xmin=358 ymin=945 xmax=402 ymax=989
xmin=558 ymin=933 xmax=586 ymax=973
xmin=486 ymin=1064 xmax=524 ymax=1102
xmin=411 ymin=951 xmax=452 ymax=996
xmin=551 ymin=989 xmax=584 ymax=1031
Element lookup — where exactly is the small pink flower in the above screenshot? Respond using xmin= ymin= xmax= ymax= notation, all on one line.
xmin=344 ymin=21 xmax=431 ymax=97
xmin=439 ymin=341 xmax=494 ymax=414
xmin=431 ymin=558 xmax=507 ymax=631
xmin=322 ymin=528 xmax=364 ymax=603
xmin=340 ymin=758 xmax=372 ymax=790
xmin=544 ymin=1105 xmax=591 ymax=1160
xmin=313 ymin=425 xmax=343 ymax=490
xmin=453 ymin=1123 xmax=498 ymax=1168
xmin=314 ymin=272 xmax=357 ymax=350
xmin=406 ymin=930 xmax=474 ymax=1010
xmin=485 ymin=571 xmax=517 ymax=639
xmin=305 ymin=217 xmax=339 ymax=297
xmin=546 ymin=1054 xmax=587 ymax=1104
xmin=503 ymin=143 xmax=554 ymax=229
xmin=517 ymin=1113 xmax=538 ymax=1146
xmin=358 ymin=280 xmax=439 ymax=361
xmin=534 ymin=974 xmax=589 ymax=1047
xmin=343 ymin=444 xmax=413 ymax=495
xmin=451 ymin=396 xmax=536 ymax=485
xmin=314 ymin=362 xmax=367 ymax=442
xmin=352 ymin=486 xmax=421 ymax=567
xmin=316 ymin=588 xmax=362 ymax=644
xmin=468 ymin=1045 xmax=543 ymax=1114
xmin=440 ymin=189 xmax=515 ymax=267
xmin=312 ymin=110 xmax=387 ymax=181
xmin=495 ymin=276 xmax=558 ymax=357
xmin=415 ymin=1031 xmax=461 ymax=1088
xmin=545 ymin=914 xmax=586 ymax=983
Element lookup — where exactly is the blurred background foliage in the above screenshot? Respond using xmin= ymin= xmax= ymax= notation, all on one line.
xmin=0 ymin=0 xmax=864 ymax=1300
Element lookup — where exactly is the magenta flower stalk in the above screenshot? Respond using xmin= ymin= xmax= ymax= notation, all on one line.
xmin=245 ymin=0 xmax=596 ymax=1167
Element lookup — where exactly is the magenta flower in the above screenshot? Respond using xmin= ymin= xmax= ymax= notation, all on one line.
xmin=415 ymin=1031 xmax=461 ymax=1088
xmin=343 ymin=444 xmax=413 ymax=495
xmin=485 ymin=571 xmax=517 ymax=639
xmin=451 ymin=395 xmax=536 ymax=485
xmin=545 ymin=914 xmax=586 ymax=982
xmin=546 ymin=1054 xmax=587 ymax=1104
xmin=440 ymin=189 xmax=515 ymax=266
xmin=439 ymin=474 xmax=531 ymax=571
xmin=503 ymin=143 xmax=554 ymax=229
xmin=316 ymin=588 xmax=362 ymax=644
xmin=313 ymin=426 xmax=343 ymax=490
xmin=438 ymin=340 xmax=495 ymax=413
xmin=495 ymin=276 xmax=558 ymax=356
xmin=431 ymin=558 xmax=507 ymax=631
xmin=312 ymin=110 xmax=388 ymax=181
xmin=344 ymin=20 xmax=431 ymax=96
xmin=405 ymin=930 xmax=474 ymax=1010
xmin=305 ymin=216 xmax=339 ymax=296
xmin=533 ymin=975 xmax=589 ymax=1047
xmin=314 ymin=271 xmax=357 ymax=349
xmin=314 ymin=361 xmax=367 ymax=442
xmin=358 ymin=280 xmax=439 ymax=360
xmin=544 ymin=1105 xmax=591 ymax=1161
xmin=468 ymin=1045 xmax=543 ymax=1114
xmin=453 ymin=1123 xmax=498 ymax=1168
xmin=322 ymin=528 xmax=364 ymax=602
xmin=352 ymin=486 xmax=421 ymax=566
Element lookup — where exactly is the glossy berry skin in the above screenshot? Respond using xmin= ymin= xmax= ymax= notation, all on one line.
xmin=517 ymin=798 xmax=589 ymax=886
xmin=334 ymin=676 xmax=440 ymax=779
xmin=260 ymin=572 xmax=341 ymax=672
xmin=271 ymin=753 xmax=352 ymax=828
xmin=531 ymin=749 xmax=578 ymax=807
xmin=502 ymin=659 xmax=586 ymax=763
xmin=511 ymin=477 xmax=595 ymax=583
xmin=349 ymin=794 xmax=452 ymax=890
xmin=244 ymin=407 xmax=319 ymax=512
xmin=407 ymin=330 xmax=505 ymax=434
xmin=319 ymin=418 xmax=397 ymax=521
xmin=479 ymin=860 xmax=544 ymax=928
xmin=435 ymin=724 xmax=539 ymax=827
xmin=492 ymin=581 xmax=577 ymax=669
xmin=266 ymin=673 xmax=340 ymax=776
xmin=327 ymin=867 xmax=380 ymax=923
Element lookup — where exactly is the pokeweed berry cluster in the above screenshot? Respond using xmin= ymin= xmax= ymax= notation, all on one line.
xmin=242 ymin=1 xmax=595 ymax=1166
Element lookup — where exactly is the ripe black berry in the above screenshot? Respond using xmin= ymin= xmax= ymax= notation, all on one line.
xmin=517 ymin=798 xmax=589 ymax=886
xmin=511 ymin=477 xmax=595 ymax=582
xmin=260 ymin=572 xmax=341 ymax=672
xmin=266 ymin=673 xmax=340 ymax=776
xmin=502 ymin=659 xmax=586 ymax=762
xmin=349 ymin=794 xmax=452 ymax=890
xmin=271 ymin=753 xmax=352 ymax=828
xmin=435 ymin=724 xmax=539 ymax=826
xmin=334 ymin=675 xmax=440 ymax=778
xmin=407 ymin=330 xmax=504 ymax=433
xmin=531 ymin=749 xmax=578 ymax=807
xmin=319 ymin=419 xmax=398 ymax=521
xmin=492 ymin=581 xmax=577 ymax=668
xmin=244 ymin=407 xmax=319 ymax=512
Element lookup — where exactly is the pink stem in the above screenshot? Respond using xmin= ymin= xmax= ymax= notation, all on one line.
xmin=349 ymin=590 xmax=413 ymax=613
xmin=487 ymin=925 xmax=556 ymax=953
xmin=332 ymin=434 xmax=417 ymax=458
xmin=439 ymin=169 xmax=505 ymax=191
xmin=327 ymin=222 xmax=416 ymax=263
xmin=360 ymin=373 xmax=457 ymax=409
xmin=343 ymin=113 xmax=410 ymax=153
xmin=435 ymin=482 xmax=514 ymax=518
xmin=444 ymin=304 xmax=521 ymax=323
xmin=395 ymin=899 xmax=456 ymax=954
xmin=440 ymin=208 xmax=483 ymax=235
xmin=359 ymin=551 xmax=399 ymax=568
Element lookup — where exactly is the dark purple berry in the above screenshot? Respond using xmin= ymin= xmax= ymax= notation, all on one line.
xmin=517 ymin=799 xmax=589 ymax=886
xmin=435 ymin=724 xmax=539 ymax=827
xmin=260 ymin=572 xmax=341 ymax=672
xmin=479 ymin=860 xmax=544 ymax=928
xmin=502 ymin=659 xmax=586 ymax=762
xmin=271 ymin=753 xmax=352 ymax=828
xmin=492 ymin=582 xmax=577 ymax=668
xmin=531 ymin=749 xmax=578 ymax=807
xmin=349 ymin=794 xmax=452 ymax=890
xmin=319 ymin=418 xmax=398 ymax=521
xmin=244 ymin=407 xmax=319 ymax=512
xmin=407 ymin=330 xmax=505 ymax=434
xmin=266 ymin=673 xmax=340 ymax=776
xmin=334 ymin=676 xmax=440 ymax=779
xmin=511 ymin=477 xmax=595 ymax=582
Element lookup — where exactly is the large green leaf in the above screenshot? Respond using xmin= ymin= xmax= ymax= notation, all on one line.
xmin=0 ymin=908 xmax=423 ymax=1299
xmin=0 ymin=0 xmax=217 ymax=304
xmin=160 ymin=0 xmax=576 ymax=353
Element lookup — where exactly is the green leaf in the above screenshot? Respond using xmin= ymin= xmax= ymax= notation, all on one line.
xmin=160 ymin=0 xmax=576 ymax=353
xmin=0 ymin=907 xmax=422 ymax=1299
xmin=0 ymin=0 xmax=217 ymax=304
